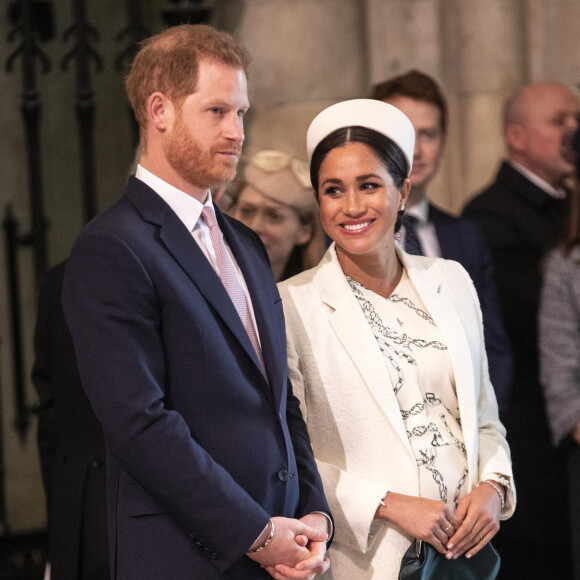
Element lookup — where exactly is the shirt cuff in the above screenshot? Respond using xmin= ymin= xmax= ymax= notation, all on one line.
xmin=311 ymin=511 xmax=334 ymax=542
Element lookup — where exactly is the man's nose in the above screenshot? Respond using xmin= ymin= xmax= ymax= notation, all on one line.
xmin=413 ymin=139 xmax=422 ymax=159
xmin=225 ymin=113 xmax=244 ymax=142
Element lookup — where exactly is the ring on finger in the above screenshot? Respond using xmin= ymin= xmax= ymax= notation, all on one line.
xmin=477 ymin=531 xmax=483 ymax=542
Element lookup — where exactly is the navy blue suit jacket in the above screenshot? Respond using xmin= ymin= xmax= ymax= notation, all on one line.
xmin=62 ymin=177 xmax=330 ymax=579
xmin=429 ymin=203 xmax=513 ymax=412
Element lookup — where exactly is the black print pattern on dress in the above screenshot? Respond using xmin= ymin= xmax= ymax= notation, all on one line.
xmin=347 ymin=277 xmax=447 ymax=394
xmin=347 ymin=275 xmax=467 ymax=509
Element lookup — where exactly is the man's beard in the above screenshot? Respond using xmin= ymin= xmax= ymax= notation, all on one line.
xmin=166 ymin=118 xmax=242 ymax=190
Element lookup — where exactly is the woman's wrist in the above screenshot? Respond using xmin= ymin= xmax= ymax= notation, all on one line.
xmin=375 ymin=490 xmax=392 ymax=521
xmin=476 ymin=480 xmax=505 ymax=510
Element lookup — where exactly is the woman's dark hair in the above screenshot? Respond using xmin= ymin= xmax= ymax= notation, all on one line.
xmin=309 ymin=126 xmax=409 ymax=232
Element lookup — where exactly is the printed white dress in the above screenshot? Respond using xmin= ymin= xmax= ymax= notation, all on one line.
xmin=348 ymin=269 xmax=469 ymax=509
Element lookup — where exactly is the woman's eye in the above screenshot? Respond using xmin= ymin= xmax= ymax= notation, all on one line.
xmin=237 ymin=206 xmax=254 ymax=218
xmin=323 ymin=186 xmax=341 ymax=196
xmin=361 ymin=182 xmax=380 ymax=191
xmin=266 ymin=212 xmax=284 ymax=223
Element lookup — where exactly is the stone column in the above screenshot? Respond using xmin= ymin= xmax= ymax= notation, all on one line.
xmin=220 ymin=0 xmax=368 ymax=161
xmin=443 ymin=0 xmax=526 ymax=208
xmin=526 ymin=0 xmax=580 ymax=87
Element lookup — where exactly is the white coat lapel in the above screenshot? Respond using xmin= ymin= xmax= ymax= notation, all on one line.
xmin=400 ymin=249 xmax=477 ymax=472
xmin=317 ymin=247 xmax=415 ymax=459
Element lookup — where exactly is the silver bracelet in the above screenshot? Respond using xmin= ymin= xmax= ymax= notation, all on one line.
xmin=380 ymin=490 xmax=390 ymax=507
xmin=476 ymin=480 xmax=505 ymax=510
xmin=247 ymin=519 xmax=275 ymax=553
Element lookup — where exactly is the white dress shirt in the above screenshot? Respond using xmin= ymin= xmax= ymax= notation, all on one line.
xmin=397 ymin=197 xmax=442 ymax=258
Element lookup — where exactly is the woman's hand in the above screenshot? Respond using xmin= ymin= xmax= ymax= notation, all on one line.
xmin=446 ymin=482 xmax=502 ymax=560
xmin=376 ymin=493 xmax=461 ymax=554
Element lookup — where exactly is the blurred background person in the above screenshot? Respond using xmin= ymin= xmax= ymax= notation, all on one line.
xmin=539 ymin=127 xmax=580 ymax=580
xmin=230 ymin=150 xmax=326 ymax=281
xmin=279 ymin=99 xmax=514 ymax=580
xmin=463 ymin=82 xmax=579 ymax=579
xmin=33 ymin=261 xmax=109 ymax=580
xmin=371 ymin=71 xmax=513 ymax=414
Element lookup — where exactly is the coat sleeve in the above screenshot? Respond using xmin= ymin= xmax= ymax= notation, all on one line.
xmin=539 ymin=250 xmax=580 ymax=446
xmin=281 ymin=286 xmax=386 ymax=555
xmin=454 ymin=263 xmax=516 ymax=518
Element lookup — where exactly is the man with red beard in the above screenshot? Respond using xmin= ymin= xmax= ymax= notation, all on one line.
xmin=62 ymin=25 xmax=331 ymax=580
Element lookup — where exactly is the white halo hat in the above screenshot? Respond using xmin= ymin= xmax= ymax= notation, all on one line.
xmin=306 ymin=99 xmax=415 ymax=175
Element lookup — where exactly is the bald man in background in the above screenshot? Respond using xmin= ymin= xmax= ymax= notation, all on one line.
xmin=464 ymin=83 xmax=579 ymax=579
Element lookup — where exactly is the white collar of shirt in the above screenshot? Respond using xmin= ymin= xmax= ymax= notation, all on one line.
xmin=398 ymin=196 xmax=442 ymax=258
xmin=510 ymin=161 xmax=567 ymax=199
xmin=135 ymin=164 xmax=215 ymax=230
xmin=405 ymin=197 xmax=430 ymax=223
xmin=134 ymin=164 xmax=263 ymax=346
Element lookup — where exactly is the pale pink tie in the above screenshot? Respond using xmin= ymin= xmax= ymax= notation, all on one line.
xmin=201 ymin=207 xmax=265 ymax=370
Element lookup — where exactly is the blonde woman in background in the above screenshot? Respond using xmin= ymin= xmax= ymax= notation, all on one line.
xmin=231 ymin=150 xmax=326 ymax=281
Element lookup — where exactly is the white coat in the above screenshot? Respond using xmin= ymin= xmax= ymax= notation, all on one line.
xmin=278 ymin=245 xmax=515 ymax=580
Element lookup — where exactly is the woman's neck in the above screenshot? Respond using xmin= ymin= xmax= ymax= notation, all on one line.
xmin=336 ymin=245 xmax=403 ymax=298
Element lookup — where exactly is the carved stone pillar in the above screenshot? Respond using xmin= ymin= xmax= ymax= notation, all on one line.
xmin=224 ymin=0 xmax=367 ymax=160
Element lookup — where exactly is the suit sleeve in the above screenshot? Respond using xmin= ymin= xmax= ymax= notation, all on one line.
xmin=63 ymin=230 xmax=269 ymax=572
xmin=463 ymin=222 xmax=514 ymax=414
xmin=241 ymin=223 xmax=333 ymax=532
xmin=284 ymin=376 xmax=333 ymax=532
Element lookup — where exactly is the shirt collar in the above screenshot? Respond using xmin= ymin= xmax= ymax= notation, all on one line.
xmin=135 ymin=164 xmax=215 ymax=231
xmin=405 ymin=196 xmax=430 ymax=224
xmin=510 ymin=161 xmax=567 ymax=200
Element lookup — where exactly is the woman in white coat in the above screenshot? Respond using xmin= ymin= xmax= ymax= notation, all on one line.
xmin=277 ymin=100 xmax=515 ymax=579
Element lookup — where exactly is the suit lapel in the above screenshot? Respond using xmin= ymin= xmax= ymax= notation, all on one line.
xmin=125 ymin=180 xmax=270 ymax=391
xmin=317 ymin=248 xmax=415 ymax=459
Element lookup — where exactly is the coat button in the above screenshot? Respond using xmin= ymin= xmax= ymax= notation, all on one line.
xmin=278 ymin=469 xmax=289 ymax=482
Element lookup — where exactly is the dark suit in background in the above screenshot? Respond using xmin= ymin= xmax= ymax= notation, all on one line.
xmin=33 ymin=261 xmax=109 ymax=580
xmin=463 ymin=161 xmax=572 ymax=579
xmin=62 ymin=177 xmax=330 ymax=579
xmin=429 ymin=203 xmax=513 ymax=412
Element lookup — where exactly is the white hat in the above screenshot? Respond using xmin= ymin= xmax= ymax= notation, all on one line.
xmin=306 ymin=99 xmax=415 ymax=174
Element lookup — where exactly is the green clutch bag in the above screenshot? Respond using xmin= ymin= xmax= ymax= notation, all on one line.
xmin=399 ymin=539 xmax=500 ymax=580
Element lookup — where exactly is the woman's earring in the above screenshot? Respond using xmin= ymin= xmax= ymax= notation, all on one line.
xmin=400 ymin=203 xmax=406 ymax=211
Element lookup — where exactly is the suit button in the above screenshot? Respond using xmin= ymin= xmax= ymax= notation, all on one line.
xmin=278 ymin=469 xmax=289 ymax=482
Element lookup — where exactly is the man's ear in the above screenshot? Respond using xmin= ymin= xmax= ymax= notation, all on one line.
xmin=147 ymin=92 xmax=172 ymax=132
xmin=505 ymin=123 xmax=527 ymax=154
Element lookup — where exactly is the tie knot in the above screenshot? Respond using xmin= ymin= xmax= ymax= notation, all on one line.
xmin=201 ymin=206 xmax=218 ymax=229
xmin=402 ymin=214 xmax=419 ymax=228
